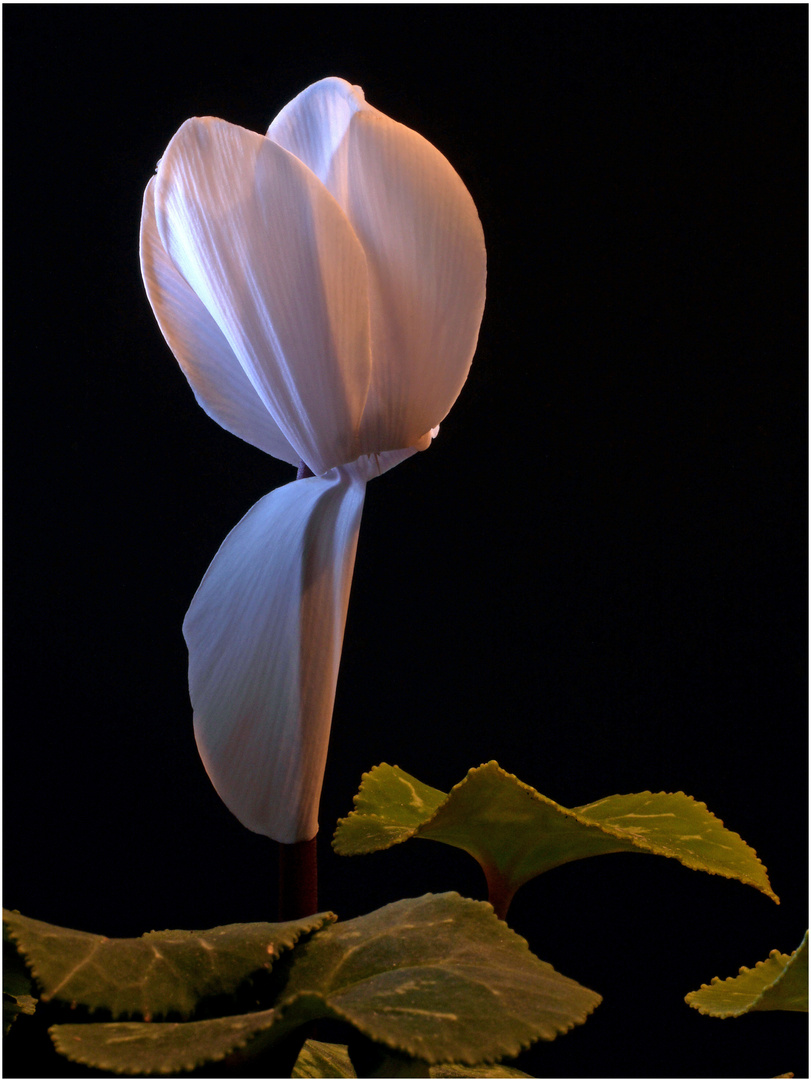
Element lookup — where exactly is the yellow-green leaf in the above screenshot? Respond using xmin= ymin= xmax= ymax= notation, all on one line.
xmin=334 ymin=763 xmax=778 ymax=917
xmin=49 ymin=1007 xmax=294 ymax=1075
xmin=276 ymin=892 xmax=600 ymax=1065
xmin=291 ymin=1042 xmax=534 ymax=1078
xmin=430 ymin=1063 xmax=533 ymax=1077
xmin=294 ymin=1039 xmax=358 ymax=1078
xmin=3 ymin=937 xmax=37 ymax=1033
xmin=49 ymin=895 xmax=592 ymax=1074
xmin=4 ymin=908 xmax=334 ymax=1019
xmin=686 ymin=932 xmax=808 ymax=1017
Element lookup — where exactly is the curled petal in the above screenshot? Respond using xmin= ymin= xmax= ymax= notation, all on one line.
xmin=267 ymin=77 xmax=368 ymax=209
xmin=155 ymin=117 xmax=372 ymax=475
xmin=269 ymin=78 xmax=486 ymax=453
xmin=185 ymin=469 xmax=366 ymax=842
xmin=140 ymin=177 xmax=299 ymax=464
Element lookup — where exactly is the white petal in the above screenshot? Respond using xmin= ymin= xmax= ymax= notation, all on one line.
xmin=267 ymin=77 xmax=368 ymax=209
xmin=140 ymin=177 xmax=299 ymax=464
xmin=155 ymin=118 xmax=372 ymax=475
xmin=348 ymin=111 xmax=486 ymax=453
xmin=269 ymin=81 xmax=486 ymax=453
xmin=345 ymin=445 xmax=420 ymax=481
xmin=184 ymin=469 xmax=366 ymax=842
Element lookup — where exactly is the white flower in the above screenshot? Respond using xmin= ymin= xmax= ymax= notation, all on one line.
xmin=140 ymin=78 xmax=486 ymax=842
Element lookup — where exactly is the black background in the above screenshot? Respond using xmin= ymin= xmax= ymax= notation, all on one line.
xmin=5 ymin=5 xmax=807 ymax=1078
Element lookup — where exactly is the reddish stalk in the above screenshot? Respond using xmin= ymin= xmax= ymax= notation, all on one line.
xmin=275 ymin=458 xmax=319 ymax=925
xmin=483 ymin=864 xmax=515 ymax=921
xmin=278 ymin=837 xmax=319 ymax=920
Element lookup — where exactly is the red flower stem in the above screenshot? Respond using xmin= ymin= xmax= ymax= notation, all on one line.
xmin=274 ymin=457 xmax=320 ymax=924
xmin=278 ymin=837 xmax=318 ymax=920
xmin=274 ymin=459 xmax=320 ymax=923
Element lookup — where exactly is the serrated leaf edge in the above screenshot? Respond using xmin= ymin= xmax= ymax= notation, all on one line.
xmin=279 ymin=987 xmax=595 ymax=1065
xmin=275 ymin=896 xmax=601 ymax=1066
xmin=3 ymin=910 xmax=337 ymax=1020
xmin=333 ymin=763 xmax=443 ymax=854
xmin=335 ymin=762 xmax=778 ymax=903
xmin=685 ymin=932 xmax=809 ymax=1017
xmin=575 ymin=789 xmax=779 ymax=903
xmin=48 ymin=1007 xmax=280 ymax=1076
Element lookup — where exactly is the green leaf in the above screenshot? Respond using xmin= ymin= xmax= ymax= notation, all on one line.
xmin=4 ymin=908 xmax=334 ymax=1019
xmin=3 ymin=992 xmax=37 ymax=1036
xmin=685 ymin=931 xmax=808 ymax=1017
xmin=49 ymin=1007 xmax=294 ymax=1075
xmin=334 ymin=763 xmax=778 ymax=916
xmin=3 ymin=989 xmax=37 ymax=1035
xmin=294 ymin=1039 xmax=358 ymax=1078
xmin=276 ymin=892 xmax=600 ymax=1065
xmin=335 ymin=765 xmax=448 ymax=852
xmin=430 ymin=1065 xmax=533 ymax=1078
xmin=291 ymin=1042 xmax=534 ymax=1079
xmin=49 ymin=895 xmax=588 ymax=1075
xmin=3 ymin=937 xmax=37 ymax=1033
xmin=348 ymin=1033 xmax=430 ymax=1077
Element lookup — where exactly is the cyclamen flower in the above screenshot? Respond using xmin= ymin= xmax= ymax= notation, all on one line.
xmin=140 ymin=78 xmax=486 ymax=843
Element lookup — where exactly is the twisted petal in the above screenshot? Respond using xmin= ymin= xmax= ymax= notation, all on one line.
xmin=269 ymin=78 xmax=487 ymax=453
xmin=184 ymin=468 xmax=367 ymax=842
xmin=154 ymin=117 xmax=373 ymax=475
xmin=140 ymin=177 xmax=299 ymax=464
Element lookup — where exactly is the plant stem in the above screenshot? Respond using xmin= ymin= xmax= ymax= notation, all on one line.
xmin=276 ymin=458 xmax=319 ymax=924
xmin=278 ymin=837 xmax=318 ymax=920
xmin=483 ymin=865 xmax=514 ymax=921
xmin=276 ymin=836 xmax=319 ymax=1073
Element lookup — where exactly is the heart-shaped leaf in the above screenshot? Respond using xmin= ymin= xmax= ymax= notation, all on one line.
xmin=685 ymin=931 xmax=808 ymax=1017
xmin=4 ymin=908 xmax=334 ymax=1019
xmin=276 ymin=891 xmax=600 ymax=1065
xmin=334 ymin=763 xmax=778 ymax=916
